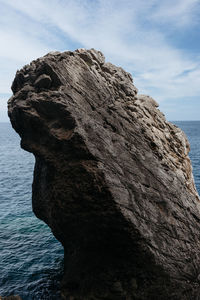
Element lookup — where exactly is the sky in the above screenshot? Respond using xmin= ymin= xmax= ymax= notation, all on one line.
xmin=0 ymin=0 xmax=200 ymax=121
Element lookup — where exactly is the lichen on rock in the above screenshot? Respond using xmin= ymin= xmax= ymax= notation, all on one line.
xmin=8 ymin=48 xmax=200 ymax=299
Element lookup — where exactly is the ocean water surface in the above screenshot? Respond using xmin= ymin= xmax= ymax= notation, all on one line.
xmin=0 ymin=121 xmax=199 ymax=299
xmin=174 ymin=121 xmax=200 ymax=194
xmin=0 ymin=123 xmax=64 ymax=299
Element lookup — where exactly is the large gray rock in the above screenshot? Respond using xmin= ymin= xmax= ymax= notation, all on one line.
xmin=8 ymin=48 xmax=200 ymax=299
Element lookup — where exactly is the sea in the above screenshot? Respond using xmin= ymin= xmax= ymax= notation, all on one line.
xmin=0 ymin=123 xmax=64 ymax=300
xmin=0 ymin=121 xmax=200 ymax=299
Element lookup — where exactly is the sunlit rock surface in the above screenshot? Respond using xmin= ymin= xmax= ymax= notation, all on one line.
xmin=8 ymin=48 xmax=200 ymax=299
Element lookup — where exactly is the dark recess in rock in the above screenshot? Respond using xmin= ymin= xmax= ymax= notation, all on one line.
xmin=8 ymin=48 xmax=200 ymax=300
xmin=34 ymin=74 xmax=52 ymax=89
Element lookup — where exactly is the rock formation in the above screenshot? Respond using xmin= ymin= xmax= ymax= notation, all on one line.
xmin=8 ymin=49 xmax=200 ymax=299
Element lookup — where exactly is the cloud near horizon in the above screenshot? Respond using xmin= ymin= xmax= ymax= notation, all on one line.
xmin=0 ymin=0 xmax=200 ymax=121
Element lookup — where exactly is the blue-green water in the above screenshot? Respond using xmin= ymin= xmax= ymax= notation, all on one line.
xmin=0 ymin=121 xmax=199 ymax=299
xmin=0 ymin=123 xmax=64 ymax=299
xmin=173 ymin=121 xmax=200 ymax=194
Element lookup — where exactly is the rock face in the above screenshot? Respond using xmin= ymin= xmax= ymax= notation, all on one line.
xmin=8 ymin=49 xmax=200 ymax=299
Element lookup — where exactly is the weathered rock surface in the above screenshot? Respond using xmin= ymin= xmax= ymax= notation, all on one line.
xmin=8 ymin=48 xmax=200 ymax=299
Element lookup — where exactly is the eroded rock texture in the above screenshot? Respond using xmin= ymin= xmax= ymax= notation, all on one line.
xmin=8 ymin=49 xmax=200 ymax=299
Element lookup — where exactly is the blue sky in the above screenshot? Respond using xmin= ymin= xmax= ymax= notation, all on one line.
xmin=0 ymin=0 xmax=200 ymax=121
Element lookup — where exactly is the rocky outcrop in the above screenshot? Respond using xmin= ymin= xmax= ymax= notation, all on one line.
xmin=8 ymin=49 xmax=200 ymax=299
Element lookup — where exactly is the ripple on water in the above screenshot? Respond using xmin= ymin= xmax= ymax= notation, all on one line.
xmin=0 ymin=123 xmax=63 ymax=299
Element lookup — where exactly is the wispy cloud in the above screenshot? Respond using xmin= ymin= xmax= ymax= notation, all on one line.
xmin=0 ymin=0 xmax=200 ymax=121
xmin=149 ymin=0 xmax=200 ymax=27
